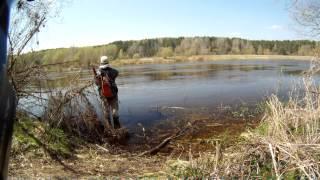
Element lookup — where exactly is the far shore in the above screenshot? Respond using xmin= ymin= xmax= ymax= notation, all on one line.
xmin=111 ymin=54 xmax=314 ymax=66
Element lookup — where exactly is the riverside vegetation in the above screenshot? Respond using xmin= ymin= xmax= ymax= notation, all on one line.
xmin=23 ymin=37 xmax=318 ymax=70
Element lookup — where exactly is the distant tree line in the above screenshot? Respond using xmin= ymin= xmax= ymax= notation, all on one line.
xmin=25 ymin=37 xmax=319 ymax=69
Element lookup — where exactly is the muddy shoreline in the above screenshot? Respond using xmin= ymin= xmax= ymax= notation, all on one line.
xmin=112 ymin=102 xmax=264 ymax=155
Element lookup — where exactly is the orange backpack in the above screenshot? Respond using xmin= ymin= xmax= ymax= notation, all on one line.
xmin=100 ymin=74 xmax=113 ymax=98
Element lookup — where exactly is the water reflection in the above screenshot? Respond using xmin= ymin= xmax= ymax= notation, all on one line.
xmin=282 ymin=69 xmax=305 ymax=76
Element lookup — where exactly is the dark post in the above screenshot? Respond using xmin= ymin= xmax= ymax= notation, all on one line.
xmin=0 ymin=0 xmax=16 ymax=179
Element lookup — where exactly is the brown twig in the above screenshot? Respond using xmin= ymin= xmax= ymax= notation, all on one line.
xmin=138 ymin=121 xmax=195 ymax=156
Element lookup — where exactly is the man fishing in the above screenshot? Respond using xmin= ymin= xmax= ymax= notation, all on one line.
xmin=93 ymin=56 xmax=120 ymax=129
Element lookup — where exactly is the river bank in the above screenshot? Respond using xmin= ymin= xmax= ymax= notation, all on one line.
xmin=111 ymin=55 xmax=313 ymax=66
xmin=9 ymin=117 xmax=257 ymax=178
xmin=9 ymin=103 xmax=262 ymax=177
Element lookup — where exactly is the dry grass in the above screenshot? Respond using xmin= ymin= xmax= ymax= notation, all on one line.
xmin=9 ymin=143 xmax=168 ymax=178
xmin=250 ymin=81 xmax=320 ymax=178
xmin=245 ymin=56 xmax=320 ymax=178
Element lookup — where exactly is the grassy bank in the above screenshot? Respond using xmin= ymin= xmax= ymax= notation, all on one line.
xmin=111 ymin=55 xmax=313 ymax=66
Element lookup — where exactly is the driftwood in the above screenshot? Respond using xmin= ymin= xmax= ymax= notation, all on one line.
xmin=138 ymin=121 xmax=195 ymax=156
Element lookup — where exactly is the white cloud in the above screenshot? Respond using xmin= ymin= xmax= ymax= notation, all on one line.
xmin=228 ymin=32 xmax=242 ymax=37
xmin=269 ymin=25 xmax=283 ymax=30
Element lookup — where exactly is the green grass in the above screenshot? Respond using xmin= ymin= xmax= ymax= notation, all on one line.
xmin=254 ymin=122 xmax=269 ymax=136
xmin=12 ymin=116 xmax=72 ymax=158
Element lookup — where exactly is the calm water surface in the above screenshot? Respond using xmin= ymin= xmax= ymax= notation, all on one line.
xmin=22 ymin=59 xmax=316 ymax=130
xmin=114 ymin=59 xmax=313 ymax=128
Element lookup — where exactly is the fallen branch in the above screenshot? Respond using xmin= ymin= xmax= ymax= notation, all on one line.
xmin=95 ymin=144 xmax=109 ymax=153
xmin=139 ymin=136 xmax=173 ymax=156
xmin=138 ymin=121 xmax=195 ymax=156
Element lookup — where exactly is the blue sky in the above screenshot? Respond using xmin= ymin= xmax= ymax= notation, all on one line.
xmin=35 ymin=0 xmax=303 ymax=50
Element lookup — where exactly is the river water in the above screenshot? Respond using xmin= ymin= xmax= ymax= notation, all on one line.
xmin=116 ymin=59 xmax=312 ymax=128
xmin=21 ymin=59 xmax=316 ymax=132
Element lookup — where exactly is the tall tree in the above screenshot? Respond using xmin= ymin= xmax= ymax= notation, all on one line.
xmin=257 ymin=45 xmax=264 ymax=55
xmin=241 ymin=41 xmax=255 ymax=54
xmin=231 ymin=38 xmax=242 ymax=54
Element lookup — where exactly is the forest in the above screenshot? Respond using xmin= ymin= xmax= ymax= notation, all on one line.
xmin=26 ymin=37 xmax=318 ymax=68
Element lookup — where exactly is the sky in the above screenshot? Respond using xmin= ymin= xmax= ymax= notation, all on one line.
xmin=32 ymin=0 xmax=305 ymax=50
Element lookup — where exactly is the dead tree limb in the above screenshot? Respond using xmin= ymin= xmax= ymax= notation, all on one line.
xmin=138 ymin=121 xmax=195 ymax=156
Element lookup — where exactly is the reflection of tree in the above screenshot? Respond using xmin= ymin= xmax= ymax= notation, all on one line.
xmin=140 ymin=63 xmax=278 ymax=81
